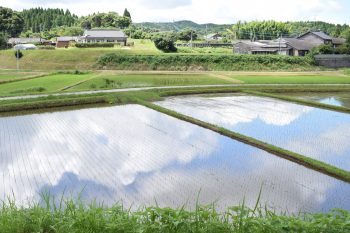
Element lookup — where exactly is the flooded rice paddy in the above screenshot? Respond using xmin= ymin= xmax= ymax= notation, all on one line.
xmin=1 ymin=104 xmax=350 ymax=213
xmin=286 ymin=92 xmax=350 ymax=108
xmin=156 ymin=94 xmax=350 ymax=171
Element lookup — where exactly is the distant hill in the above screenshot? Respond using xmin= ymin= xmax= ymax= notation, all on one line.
xmin=135 ymin=20 xmax=231 ymax=34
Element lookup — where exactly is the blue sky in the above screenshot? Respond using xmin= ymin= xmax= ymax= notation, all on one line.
xmin=0 ymin=0 xmax=349 ymax=24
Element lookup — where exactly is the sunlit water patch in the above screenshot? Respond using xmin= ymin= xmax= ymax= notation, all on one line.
xmin=0 ymin=105 xmax=349 ymax=213
xmin=156 ymin=95 xmax=350 ymax=171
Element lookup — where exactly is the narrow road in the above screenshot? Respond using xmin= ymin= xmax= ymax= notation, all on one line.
xmin=1 ymin=84 xmax=350 ymax=101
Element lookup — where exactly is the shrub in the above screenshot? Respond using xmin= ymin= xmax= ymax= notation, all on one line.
xmin=75 ymin=43 xmax=115 ymax=48
xmin=37 ymin=45 xmax=55 ymax=50
xmin=335 ymin=44 xmax=350 ymax=55
xmin=14 ymin=50 xmax=23 ymax=59
xmin=318 ymin=44 xmax=335 ymax=54
xmin=153 ymin=37 xmax=177 ymax=53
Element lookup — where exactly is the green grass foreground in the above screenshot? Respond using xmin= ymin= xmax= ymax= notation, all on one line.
xmin=0 ymin=197 xmax=349 ymax=233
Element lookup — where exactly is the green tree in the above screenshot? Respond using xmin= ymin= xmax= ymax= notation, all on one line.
xmin=178 ymin=28 xmax=197 ymax=42
xmin=123 ymin=8 xmax=131 ymax=20
xmin=153 ymin=34 xmax=177 ymax=53
xmin=0 ymin=33 xmax=8 ymax=49
xmin=115 ymin=16 xmax=132 ymax=29
xmin=0 ymin=7 xmax=24 ymax=37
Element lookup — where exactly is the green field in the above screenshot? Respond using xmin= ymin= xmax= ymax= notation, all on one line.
xmin=0 ymin=73 xmax=94 ymax=96
xmin=1 ymin=71 xmax=350 ymax=97
xmin=0 ymin=71 xmax=46 ymax=82
xmin=234 ymin=74 xmax=350 ymax=84
xmin=67 ymin=73 xmax=235 ymax=91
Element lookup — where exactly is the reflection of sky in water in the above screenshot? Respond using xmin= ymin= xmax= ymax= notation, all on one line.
xmin=0 ymin=105 xmax=349 ymax=213
xmin=156 ymin=95 xmax=350 ymax=171
xmin=286 ymin=92 xmax=350 ymax=108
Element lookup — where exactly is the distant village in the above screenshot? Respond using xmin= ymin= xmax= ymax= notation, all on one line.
xmin=7 ymin=28 xmax=346 ymax=57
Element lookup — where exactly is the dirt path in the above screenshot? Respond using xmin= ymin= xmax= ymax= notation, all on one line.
xmin=208 ymin=73 xmax=244 ymax=83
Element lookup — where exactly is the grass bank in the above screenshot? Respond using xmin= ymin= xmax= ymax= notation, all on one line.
xmin=136 ymin=99 xmax=350 ymax=183
xmin=1 ymin=197 xmax=349 ymax=233
xmin=97 ymin=53 xmax=317 ymax=71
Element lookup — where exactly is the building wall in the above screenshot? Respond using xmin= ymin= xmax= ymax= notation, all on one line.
xmin=56 ymin=41 xmax=70 ymax=48
xmin=83 ymin=37 xmax=127 ymax=45
xmin=233 ymin=43 xmax=252 ymax=54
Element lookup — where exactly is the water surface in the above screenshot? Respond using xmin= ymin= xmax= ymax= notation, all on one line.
xmin=1 ymin=105 xmax=349 ymax=213
xmin=156 ymin=95 xmax=350 ymax=171
xmin=285 ymin=92 xmax=350 ymax=108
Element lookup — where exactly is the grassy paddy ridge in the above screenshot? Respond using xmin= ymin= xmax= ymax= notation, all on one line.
xmin=1 ymin=195 xmax=349 ymax=233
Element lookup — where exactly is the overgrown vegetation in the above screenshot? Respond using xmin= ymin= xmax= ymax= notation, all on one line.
xmin=97 ymin=54 xmax=314 ymax=71
xmin=0 ymin=196 xmax=349 ymax=233
xmin=75 ymin=43 xmax=116 ymax=48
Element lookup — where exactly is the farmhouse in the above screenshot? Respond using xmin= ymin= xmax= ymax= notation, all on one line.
xmin=205 ymin=33 xmax=223 ymax=41
xmin=234 ymin=31 xmax=346 ymax=56
xmin=233 ymin=40 xmax=291 ymax=55
xmin=80 ymin=29 xmax=128 ymax=45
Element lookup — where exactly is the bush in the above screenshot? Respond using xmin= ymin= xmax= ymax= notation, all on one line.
xmin=75 ymin=43 xmax=116 ymax=48
xmin=318 ymin=44 xmax=335 ymax=54
xmin=153 ymin=37 xmax=177 ymax=53
xmin=335 ymin=44 xmax=350 ymax=55
xmin=37 ymin=45 xmax=55 ymax=50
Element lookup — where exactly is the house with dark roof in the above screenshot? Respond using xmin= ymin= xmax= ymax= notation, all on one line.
xmin=233 ymin=40 xmax=291 ymax=55
xmin=234 ymin=31 xmax=347 ymax=56
xmin=297 ymin=31 xmax=346 ymax=48
xmin=81 ymin=29 xmax=128 ymax=45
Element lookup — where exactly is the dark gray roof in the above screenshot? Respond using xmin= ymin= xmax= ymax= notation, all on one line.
xmin=282 ymin=38 xmax=316 ymax=50
xmin=332 ymin=38 xmax=346 ymax=45
xmin=298 ymin=31 xmax=332 ymax=40
xmin=83 ymin=29 xmax=127 ymax=38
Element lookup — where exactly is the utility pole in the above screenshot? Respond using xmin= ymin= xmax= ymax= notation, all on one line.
xmin=16 ymin=49 xmax=19 ymax=71
xmin=279 ymin=33 xmax=282 ymax=54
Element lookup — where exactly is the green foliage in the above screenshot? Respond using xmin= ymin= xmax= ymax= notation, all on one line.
xmin=335 ymin=44 xmax=350 ymax=55
xmin=0 ymin=7 xmax=24 ymax=37
xmin=178 ymin=28 xmax=198 ymax=41
xmin=318 ymin=44 xmax=335 ymax=54
xmin=289 ymin=21 xmax=350 ymax=37
xmin=75 ymin=43 xmax=115 ymax=48
xmin=37 ymin=45 xmax=56 ymax=50
xmin=21 ymin=8 xmax=78 ymax=33
xmin=228 ymin=20 xmax=291 ymax=40
xmin=0 ymin=33 xmax=8 ymax=49
xmin=153 ymin=35 xmax=178 ymax=53
xmin=0 ymin=197 xmax=349 ymax=233
xmin=79 ymin=12 xmax=131 ymax=29
xmin=97 ymin=54 xmax=313 ymax=71
xmin=14 ymin=50 xmax=23 ymax=60
xmin=123 ymin=8 xmax=131 ymax=19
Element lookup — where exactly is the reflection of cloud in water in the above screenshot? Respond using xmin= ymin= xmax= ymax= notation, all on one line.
xmin=0 ymin=105 xmax=349 ymax=213
xmin=156 ymin=96 xmax=311 ymax=127
xmin=156 ymin=95 xmax=350 ymax=171
xmin=287 ymin=122 xmax=350 ymax=168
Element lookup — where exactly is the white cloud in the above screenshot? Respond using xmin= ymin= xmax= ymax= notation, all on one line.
xmin=0 ymin=0 xmax=348 ymax=24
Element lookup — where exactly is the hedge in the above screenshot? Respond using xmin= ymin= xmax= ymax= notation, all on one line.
xmin=75 ymin=43 xmax=116 ymax=48
xmin=96 ymin=53 xmax=315 ymax=71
